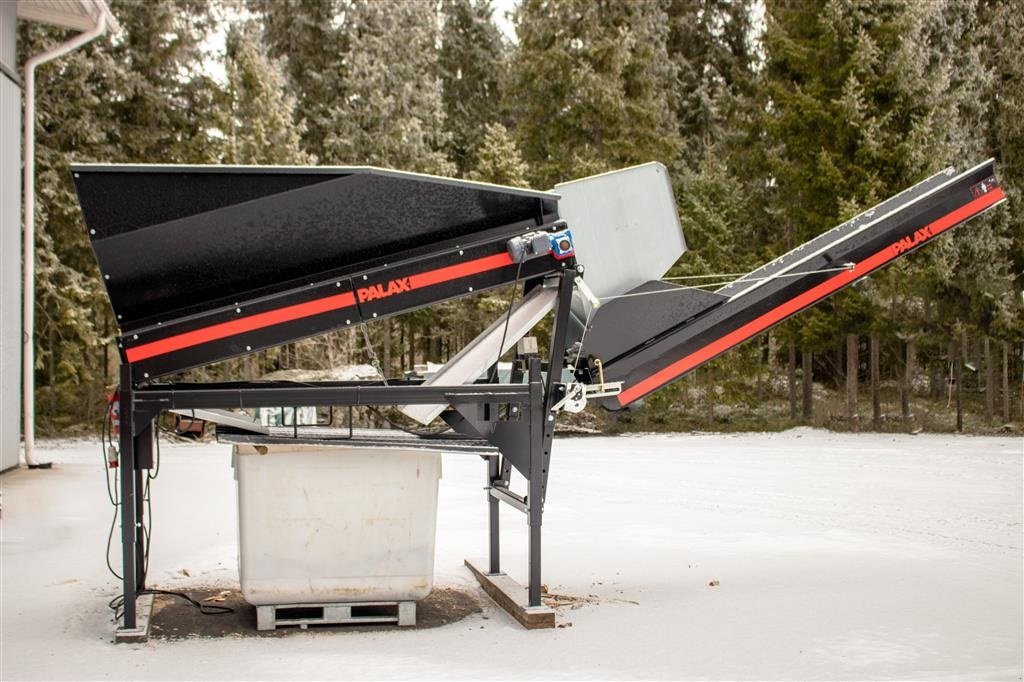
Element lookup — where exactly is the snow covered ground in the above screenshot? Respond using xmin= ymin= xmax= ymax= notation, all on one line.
xmin=1 ymin=429 xmax=1021 ymax=680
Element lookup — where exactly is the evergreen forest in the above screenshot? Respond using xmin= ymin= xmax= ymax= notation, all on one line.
xmin=19 ymin=0 xmax=1024 ymax=435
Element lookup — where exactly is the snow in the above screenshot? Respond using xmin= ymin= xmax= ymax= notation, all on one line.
xmin=2 ymin=429 xmax=1021 ymax=680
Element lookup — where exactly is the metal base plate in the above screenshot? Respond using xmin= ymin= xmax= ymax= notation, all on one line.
xmin=114 ymin=593 xmax=154 ymax=643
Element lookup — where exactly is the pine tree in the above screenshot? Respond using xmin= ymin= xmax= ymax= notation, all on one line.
xmin=508 ymin=0 xmax=681 ymax=188
xmin=439 ymin=0 xmax=506 ymax=175
xmin=223 ymin=21 xmax=311 ymax=165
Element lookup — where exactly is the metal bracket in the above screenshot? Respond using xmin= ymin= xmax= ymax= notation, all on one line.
xmin=549 ymin=380 xmax=624 ymax=413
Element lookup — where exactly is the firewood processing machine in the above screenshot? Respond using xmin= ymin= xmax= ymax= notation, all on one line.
xmin=71 ymin=159 xmax=1005 ymax=635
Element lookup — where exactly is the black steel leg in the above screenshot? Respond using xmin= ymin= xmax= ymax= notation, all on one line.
xmin=118 ymin=364 xmax=137 ymax=629
xmin=527 ymin=357 xmax=544 ymax=607
xmin=133 ymin=420 xmax=153 ymax=591
xmin=487 ymin=456 xmax=501 ymax=575
xmin=134 ymin=467 xmax=145 ymax=590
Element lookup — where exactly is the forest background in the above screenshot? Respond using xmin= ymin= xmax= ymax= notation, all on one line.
xmin=20 ymin=0 xmax=1024 ymax=435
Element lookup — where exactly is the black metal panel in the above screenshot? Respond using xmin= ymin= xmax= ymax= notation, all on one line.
xmin=581 ymin=282 xmax=726 ymax=366
xmin=594 ymin=161 xmax=1003 ymax=408
xmin=355 ymin=242 xmax=560 ymax=321
xmin=72 ymin=164 xmax=559 ymax=331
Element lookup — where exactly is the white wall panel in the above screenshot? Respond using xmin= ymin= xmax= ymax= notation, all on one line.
xmin=1 ymin=70 xmax=22 ymax=470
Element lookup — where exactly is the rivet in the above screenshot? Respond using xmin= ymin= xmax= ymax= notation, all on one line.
xmin=117 ymin=315 xmax=122 ymax=320
xmin=336 ymin=282 xmax=341 ymax=287
xmin=89 ymin=229 xmax=96 ymax=235
xmin=459 ymin=250 xmax=464 ymax=256
xmin=346 ymin=319 xmax=351 ymax=324
xmin=363 ymin=275 xmax=368 ymax=280
xmin=74 ymin=173 xmax=80 ymax=178
xmin=143 ymin=372 xmax=149 ymax=378
xmin=372 ymin=312 xmax=378 ymax=318
xmin=104 ymin=274 xmax=110 ymax=280
xmin=245 ymin=345 xmax=251 ymax=351
xmin=235 ymin=307 xmax=241 ymax=313
xmin=547 ymin=414 xmax=554 ymax=421
xmin=133 ymin=334 xmax=138 ymax=340
xmin=468 ymin=286 xmax=474 ymax=292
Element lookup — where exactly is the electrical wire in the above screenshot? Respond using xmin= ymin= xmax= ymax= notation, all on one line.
xmin=101 ymin=403 xmax=233 ymax=621
xmin=105 ymin=503 xmax=122 ymax=581
xmin=571 ymin=302 xmax=596 ymax=372
xmin=365 ymin=405 xmax=453 ymax=437
xmin=599 ymin=264 xmax=857 ymax=302
xmin=660 ymin=271 xmax=752 ymax=281
xmin=108 ymin=589 xmax=233 ymax=618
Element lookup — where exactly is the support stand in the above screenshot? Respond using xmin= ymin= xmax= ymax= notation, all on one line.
xmin=111 ymin=269 xmax=577 ymax=634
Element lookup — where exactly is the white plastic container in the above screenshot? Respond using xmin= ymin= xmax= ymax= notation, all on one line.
xmin=232 ymin=444 xmax=442 ymax=606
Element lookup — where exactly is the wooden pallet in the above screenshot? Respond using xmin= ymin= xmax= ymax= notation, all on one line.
xmin=255 ymin=601 xmax=415 ymax=631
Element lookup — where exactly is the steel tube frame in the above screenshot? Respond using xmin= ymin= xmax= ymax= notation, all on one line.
xmin=117 ymin=364 xmax=137 ymax=628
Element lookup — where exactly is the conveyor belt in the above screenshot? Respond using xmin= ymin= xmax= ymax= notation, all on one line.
xmin=582 ymin=159 xmax=1006 ymax=408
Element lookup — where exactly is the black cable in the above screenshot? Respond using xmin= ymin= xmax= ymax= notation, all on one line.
xmin=105 ymin=504 xmax=122 ymax=581
xmin=142 ymin=476 xmax=152 ymax=579
xmin=148 ymin=424 xmax=161 ymax=480
xmin=101 ymin=399 xmax=117 ymax=506
xmin=100 ymin=399 xmax=232 ymax=623
xmin=108 ymin=589 xmax=234 ymax=620
xmin=101 ymin=396 xmax=124 ymax=581
xmin=365 ymin=405 xmax=453 ymax=437
xmin=489 ymin=258 xmax=525 ymax=384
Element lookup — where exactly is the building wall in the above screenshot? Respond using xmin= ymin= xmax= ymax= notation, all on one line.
xmin=1 ymin=0 xmax=22 ymax=471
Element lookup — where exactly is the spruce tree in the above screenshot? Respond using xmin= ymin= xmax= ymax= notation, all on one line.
xmin=439 ymin=0 xmax=506 ymax=175
xmin=469 ymin=123 xmax=529 ymax=187
xmin=20 ymin=0 xmax=222 ymax=427
xmin=248 ymin=0 xmax=344 ymax=162
xmin=508 ymin=0 xmax=681 ymax=187
xmin=223 ymin=21 xmax=311 ymax=165
xmin=106 ymin=0 xmax=222 ymax=163
xmin=760 ymin=0 xmax=957 ymax=393
xmin=666 ymin=0 xmax=759 ymax=164
xmin=323 ymin=0 xmax=453 ymax=174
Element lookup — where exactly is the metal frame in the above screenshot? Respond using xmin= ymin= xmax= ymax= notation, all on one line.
xmin=114 ymin=268 xmax=578 ymax=631
xmin=105 ymin=160 xmax=1005 ymax=632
